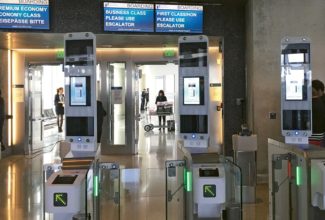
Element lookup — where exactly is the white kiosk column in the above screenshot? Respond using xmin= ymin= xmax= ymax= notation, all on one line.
xmin=64 ymin=32 xmax=98 ymax=155
xmin=45 ymin=32 xmax=98 ymax=220
xmin=178 ymin=35 xmax=210 ymax=148
xmin=281 ymin=37 xmax=312 ymax=144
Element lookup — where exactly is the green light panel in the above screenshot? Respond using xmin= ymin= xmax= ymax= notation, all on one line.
xmin=94 ymin=175 xmax=99 ymax=197
xmin=186 ymin=171 xmax=192 ymax=192
xmin=296 ymin=166 xmax=302 ymax=186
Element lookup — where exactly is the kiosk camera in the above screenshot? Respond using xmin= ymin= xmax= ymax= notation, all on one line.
xmin=64 ymin=32 xmax=97 ymax=153
xmin=178 ymin=35 xmax=209 ymax=148
xmin=281 ymin=37 xmax=312 ymax=144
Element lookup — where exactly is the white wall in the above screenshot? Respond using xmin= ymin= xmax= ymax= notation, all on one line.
xmin=247 ymin=0 xmax=325 ymax=173
xmin=42 ymin=65 xmax=65 ymax=111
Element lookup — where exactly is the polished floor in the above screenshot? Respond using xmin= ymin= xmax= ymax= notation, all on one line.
xmin=0 ymin=120 xmax=269 ymax=220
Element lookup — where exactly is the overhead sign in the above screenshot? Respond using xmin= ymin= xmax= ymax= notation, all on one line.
xmin=203 ymin=184 xmax=216 ymax=198
xmin=0 ymin=0 xmax=49 ymax=30
xmin=53 ymin=192 xmax=68 ymax=207
xmin=104 ymin=2 xmax=154 ymax=32
xmin=155 ymin=4 xmax=203 ymax=33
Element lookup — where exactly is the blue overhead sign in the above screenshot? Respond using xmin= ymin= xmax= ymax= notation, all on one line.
xmin=104 ymin=2 xmax=154 ymax=32
xmin=0 ymin=0 xmax=49 ymax=30
xmin=155 ymin=4 xmax=203 ymax=33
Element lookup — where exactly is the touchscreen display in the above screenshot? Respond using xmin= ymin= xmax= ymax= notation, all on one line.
xmin=70 ymin=76 xmax=91 ymax=106
xmin=285 ymin=69 xmax=305 ymax=101
xmin=183 ymin=77 xmax=204 ymax=105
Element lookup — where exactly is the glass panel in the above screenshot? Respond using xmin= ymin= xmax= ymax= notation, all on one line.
xmin=108 ymin=63 xmax=126 ymax=145
xmin=86 ymin=163 xmax=95 ymax=220
xmin=98 ymin=163 xmax=120 ymax=220
xmin=29 ymin=67 xmax=43 ymax=150
xmin=222 ymin=156 xmax=242 ymax=220
xmin=165 ymin=161 xmax=185 ymax=220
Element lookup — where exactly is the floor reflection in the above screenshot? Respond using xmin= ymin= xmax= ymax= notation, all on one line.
xmin=0 ymin=125 xmax=269 ymax=220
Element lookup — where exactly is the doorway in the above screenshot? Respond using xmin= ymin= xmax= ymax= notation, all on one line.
xmin=27 ymin=64 xmax=64 ymax=152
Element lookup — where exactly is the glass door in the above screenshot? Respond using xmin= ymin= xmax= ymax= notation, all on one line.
xmin=108 ymin=63 xmax=126 ymax=146
xmin=28 ymin=65 xmax=43 ymax=151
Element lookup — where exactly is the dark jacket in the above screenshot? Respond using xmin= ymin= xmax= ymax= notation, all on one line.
xmin=0 ymin=96 xmax=4 ymax=120
xmin=54 ymin=94 xmax=64 ymax=115
xmin=97 ymin=101 xmax=107 ymax=129
xmin=312 ymin=97 xmax=325 ymax=133
xmin=155 ymin=95 xmax=167 ymax=104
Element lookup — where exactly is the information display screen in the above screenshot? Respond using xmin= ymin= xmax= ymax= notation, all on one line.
xmin=104 ymin=2 xmax=154 ymax=32
xmin=155 ymin=4 xmax=203 ymax=33
xmin=70 ymin=76 xmax=91 ymax=106
xmin=183 ymin=77 xmax=204 ymax=105
xmin=0 ymin=0 xmax=49 ymax=30
xmin=285 ymin=69 xmax=306 ymax=101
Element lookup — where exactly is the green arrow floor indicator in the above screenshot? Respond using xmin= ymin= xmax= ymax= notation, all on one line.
xmin=203 ymin=185 xmax=216 ymax=198
xmin=53 ymin=192 xmax=68 ymax=207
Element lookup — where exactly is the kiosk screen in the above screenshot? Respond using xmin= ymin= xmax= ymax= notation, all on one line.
xmin=70 ymin=76 xmax=91 ymax=106
xmin=66 ymin=117 xmax=94 ymax=136
xmin=179 ymin=42 xmax=207 ymax=67
xmin=283 ymin=110 xmax=311 ymax=130
xmin=66 ymin=40 xmax=93 ymax=57
xmin=180 ymin=115 xmax=207 ymax=133
xmin=285 ymin=69 xmax=307 ymax=101
xmin=183 ymin=76 xmax=204 ymax=105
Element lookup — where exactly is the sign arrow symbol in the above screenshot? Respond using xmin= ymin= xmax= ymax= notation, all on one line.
xmin=204 ymin=185 xmax=215 ymax=197
xmin=55 ymin=194 xmax=66 ymax=205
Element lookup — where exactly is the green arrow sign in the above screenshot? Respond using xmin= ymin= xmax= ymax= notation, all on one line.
xmin=53 ymin=192 xmax=68 ymax=207
xmin=203 ymin=184 xmax=216 ymax=198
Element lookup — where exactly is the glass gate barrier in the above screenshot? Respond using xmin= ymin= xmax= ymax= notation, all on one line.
xmin=167 ymin=144 xmax=242 ymax=220
xmin=165 ymin=160 xmax=186 ymax=220
xmin=222 ymin=157 xmax=242 ymax=220
xmin=96 ymin=162 xmax=120 ymax=220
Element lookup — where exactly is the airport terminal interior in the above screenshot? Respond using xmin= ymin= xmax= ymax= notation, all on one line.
xmin=1 ymin=0 xmax=325 ymax=220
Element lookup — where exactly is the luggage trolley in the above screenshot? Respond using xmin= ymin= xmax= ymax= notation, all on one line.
xmin=144 ymin=102 xmax=175 ymax=132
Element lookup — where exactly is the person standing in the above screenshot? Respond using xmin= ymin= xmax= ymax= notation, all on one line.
xmin=310 ymin=80 xmax=325 ymax=146
xmin=312 ymin=79 xmax=325 ymax=104
xmin=54 ymin=87 xmax=64 ymax=133
xmin=155 ymin=90 xmax=167 ymax=130
xmin=141 ymin=89 xmax=146 ymax=111
xmin=145 ymin=88 xmax=149 ymax=108
xmin=0 ymin=90 xmax=5 ymax=151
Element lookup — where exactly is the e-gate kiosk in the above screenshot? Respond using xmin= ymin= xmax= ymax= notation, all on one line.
xmin=268 ymin=37 xmax=325 ymax=220
xmin=177 ymin=36 xmax=230 ymax=219
xmin=45 ymin=32 xmax=98 ymax=220
xmin=179 ymin=35 xmax=209 ymax=149
xmin=281 ymin=37 xmax=312 ymax=144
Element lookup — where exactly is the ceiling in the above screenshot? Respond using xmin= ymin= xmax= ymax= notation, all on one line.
xmin=0 ymin=32 xmax=220 ymax=50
